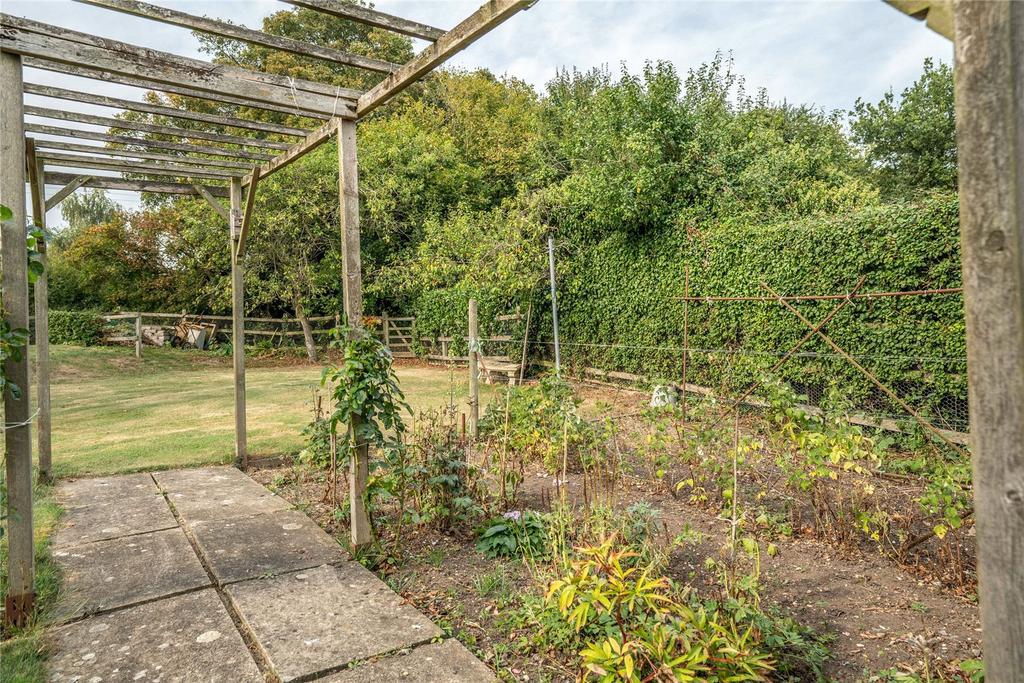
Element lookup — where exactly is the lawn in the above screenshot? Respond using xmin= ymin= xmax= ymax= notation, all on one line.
xmin=33 ymin=345 xmax=491 ymax=477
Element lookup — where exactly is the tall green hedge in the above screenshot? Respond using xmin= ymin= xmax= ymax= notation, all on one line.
xmin=48 ymin=310 xmax=106 ymax=346
xmin=414 ymin=193 xmax=966 ymax=423
xmin=552 ymin=193 xmax=965 ymax=416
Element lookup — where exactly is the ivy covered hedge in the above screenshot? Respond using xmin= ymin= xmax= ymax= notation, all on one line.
xmin=414 ymin=193 xmax=966 ymax=418
xmin=48 ymin=310 xmax=106 ymax=346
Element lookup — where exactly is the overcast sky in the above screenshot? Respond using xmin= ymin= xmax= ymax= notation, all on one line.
xmin=7 ymin=0 xmax=952 ymax=224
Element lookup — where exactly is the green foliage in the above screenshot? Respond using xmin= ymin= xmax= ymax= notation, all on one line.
xmin=2 ymin=213 xmax=48 ymax=398
xmin=546 ymin=537 xmax=775 ymax=682
xmin=476 ymin=510 xmax=549 ymax=560
xmin=850 ymin=59 xmax=956 ymax=196
xmin=48 ymin=310 xmax=105 ymax=346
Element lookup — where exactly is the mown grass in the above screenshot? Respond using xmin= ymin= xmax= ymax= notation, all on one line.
xmin=0 ymin=485 xmax=63 ymax=683
xmin=33 ymin=345 xmax=492 ymax=477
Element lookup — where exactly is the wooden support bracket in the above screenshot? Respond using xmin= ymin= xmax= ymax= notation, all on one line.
xmin=44 ymin=173 xmax=92 ymax=211
xmin=235 ymin=166 xmax=260 ymax=260
xmin=193 ymin=185 xmax=230 ymax=222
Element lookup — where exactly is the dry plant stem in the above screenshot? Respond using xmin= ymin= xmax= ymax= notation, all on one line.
xmin=560 ymin=417 xmax=569 ymax=506
xmin=761 ymin=282 xmax=969 ymax=457
xmin=731 ymin=412 xmax=740 ymax=561
xmin=682 ymin=264 xmax=689 ymax=424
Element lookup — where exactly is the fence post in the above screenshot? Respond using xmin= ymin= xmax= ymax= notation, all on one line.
xmin=953 ymin=2 xmax=1024 ymax=676
xmin=381 ymin=311 xmax=389 ymax=352
xmin=468 ymin=298 xmax=479 ymax=439
xmin=547 ymin=234 xmax=561 ymax=377
xmin=135 ymin=313 xmax=142 ymax=359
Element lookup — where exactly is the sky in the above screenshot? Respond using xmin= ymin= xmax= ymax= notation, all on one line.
xmin=7 ymin=0 xmax=953 ymax=225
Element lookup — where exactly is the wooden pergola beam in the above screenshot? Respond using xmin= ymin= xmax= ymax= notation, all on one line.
xmin=193 ymin=184 xmax=230 ymax=221
xmin=243 ymin=118 xmax=337 ymax=185
xmin=1 ymin=15 xmax=360 ymax=118
xmin=282 ymin=0 xmax=446 ymax=42
xmin=25 ymin=58 xmax=332 ymax=122
xmin=38 ymin=151 xmax=243 ymax=180
xmin=77 ymin=0 xmax=400 ymax=74
xmin=43 ymin=173 xmax=93 ymax=211
xmin=44 ymin=170 xmax=229 ymax=197
xmin=886 ymin=0 xmax=954 ymax=39
xmin=236 ymin=167 xmax=260 ymax=259
xmin=25 ymin=105 xmax=291 ymax=151
xmin=24 ymin=83 xmax=310 ymax=138
xmin=26 ymin=123 xmax=275 ymax=161
xmin=32 ymin=139 xmax=257 ymax=170
xmin=356 ymin=0 xmax=535 ymax=117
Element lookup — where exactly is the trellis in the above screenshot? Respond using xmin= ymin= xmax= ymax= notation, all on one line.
xmin=0 ymin=0 xmax=535 ymax=626
xmin=1 ymin=1 xmax=1022 ymax=677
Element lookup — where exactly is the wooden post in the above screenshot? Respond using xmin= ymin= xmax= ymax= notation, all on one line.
xmin=338 ymin=117 xmax=372 ymax=548
xmin=547 ymin=234 xmax=561 ymax=376
xmin=2 ymin=51 xmax=35 ymax=627
xmin=953 ymin=2 xmax=1024 ymax=676
xmin=134 ymin=312 xmax=142 ymax=359
xmin=26 ymin=138 xmax=52 ymax=483
xmin=468 ymin=298 xmax=479 ymax=439
xmin=381 ymin=311 xmax=389 ymax=352
xmin=229 ymin=177 xmax=247 ymax=468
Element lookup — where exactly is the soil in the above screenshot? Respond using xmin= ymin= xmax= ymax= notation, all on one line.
xmin=249 ymin=378 xmax=981 ymax=682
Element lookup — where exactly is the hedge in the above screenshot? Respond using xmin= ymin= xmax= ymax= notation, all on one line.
xmin=414 ymin=193 xmax=967 ymax=424
xmin=49 ymin=310 xmax=106 ymax=346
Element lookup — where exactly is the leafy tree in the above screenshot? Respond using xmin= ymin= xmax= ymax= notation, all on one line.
xmin=849 ymin=58 xmax=956 ymax=196
xmin=56 ymin=189 xmax=120 ymax=248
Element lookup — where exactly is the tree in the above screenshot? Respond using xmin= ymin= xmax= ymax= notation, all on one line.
xmin=56 ymin=189 xmax=120 ymax=248
xmin=849 ymin=58 xmax=956 ymax=196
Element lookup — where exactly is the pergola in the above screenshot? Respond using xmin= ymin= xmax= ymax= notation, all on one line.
xmin=1 ymin=0 xmax=535 ymax=622
xmin=1 ymin=0 xmax=1021 ymax=676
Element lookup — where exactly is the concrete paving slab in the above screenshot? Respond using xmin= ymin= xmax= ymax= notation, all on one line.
xmin=47 ymin=588 xmax=262 ymax=683
xmin=153 ymin=466 xmax=253 ymax=493
xmin=191 ymin=509 xmax=346 ymax=585
xmin=322 ymin=640 xmax=496 ymax=682
xmin=54 ymin=527 xmax=210 ymax=618
xmin=56 ymin=472 xmax=160 ymax=509
xmin=165 ymin=486 xmax=291 ymax=523
xmin=52 ymin=493 xmax=178 ymax=548
xmin=227 ymin=564 xmax=442 ymax=682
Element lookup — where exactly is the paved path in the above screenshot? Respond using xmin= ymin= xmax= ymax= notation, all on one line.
xmin=48 ymin=466 xmax=494 ymax=682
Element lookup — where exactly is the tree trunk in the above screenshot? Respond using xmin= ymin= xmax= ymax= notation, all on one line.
xmin=293 ymin=295 xmax=318 ymax=362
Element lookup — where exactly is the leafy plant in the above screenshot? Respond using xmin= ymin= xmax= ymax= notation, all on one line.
xmin=476 ymin=510 xmax=549 ymax=560
xmin=47 ymin=309 xmax=105 ymax=346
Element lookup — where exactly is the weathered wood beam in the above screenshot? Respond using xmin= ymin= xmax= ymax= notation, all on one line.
xmin=25 ymin=58 xmax=332 ymax=122
xmin=77 ymin=0 xmax=399 ymax=74
xmin=33 ymin=139 xmax=255 ymax=170
xmin=44 ymin=170 xmax=229 ymax=197
xmin=26 ymin=123 xmax=275 ymax=161
xmin=43 ymin=173 xmax=92 ymax=211
xmin=229 ymin=177 xmax=248 ymax=468
xmin=952 ymin=1 xmax=1024 ymax=676
xmin=1 ymin=15 xmax=360 ymax=118
xmin=886 ymin=0 xmax=954 ymax=39
xmin=1 ymin=51 xmax=34 ymax=628
xmin=243 ymin=117 xmax=336 ymax=185
xmin=25 ymin=139 xmax=52 ymax=483
xmin=356 ymin=0 xmax=534 ymax=116
xmin=25 ymin=106 xmax=291 ymax=151
xmin=236 ymin=167 xmax=259 ymax=259
xmin=24 ymin=83 xmax=310 ymax=138
xmin=38 ymin=151 xmax=242 ymax=180
xmin=194 ymin=184 xmax=229 ymax=222
xmin=283 ymin=0 xmax=446 ymax=41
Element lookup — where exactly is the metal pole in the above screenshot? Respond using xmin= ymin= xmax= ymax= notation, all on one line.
xmin=547 ymin=233 xmax=561 ymax=377
xmin=468 ymin=298 xmax=479 ymax=439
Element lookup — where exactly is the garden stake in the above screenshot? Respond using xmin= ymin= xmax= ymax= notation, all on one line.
xmin=500 ymin=388 xmax=511 ymax=505
xmin=681 ymin=264 xmax=689 ymax=425
xmin=730 ymin=412 xmax=740 ymax=561
xmin=762 ymin=282 xmax=969 ymax=458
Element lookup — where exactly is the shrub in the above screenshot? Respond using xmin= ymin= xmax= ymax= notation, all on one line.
xmin=48 ymin=310 xmax=105 ymax=346
xmin=476 ymin=510 xmax=549 ymax=560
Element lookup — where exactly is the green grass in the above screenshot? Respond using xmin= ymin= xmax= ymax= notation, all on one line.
xmin=0 ymin=486 xmax=63 ymax=683
xmin=32 ymin=345 xmax=493 ymax=477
